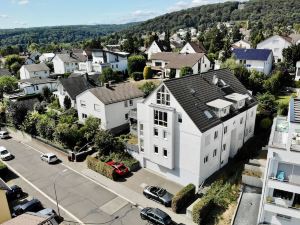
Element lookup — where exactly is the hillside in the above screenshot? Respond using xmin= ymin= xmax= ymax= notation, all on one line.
xmin=0 ymin=23 xmax=137 ymax=47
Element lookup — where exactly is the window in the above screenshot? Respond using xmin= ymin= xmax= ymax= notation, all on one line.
xmin=178 ymin=113 xmax=182 ymax=123
xmin=213 ymin=149 xmax=217 ymax=157
xmin=223 ymin=144 xmax=226 ymax=151
xmin=140 ymin=139 xmax=144 ymax=152
xmin=139 ymin=124 xmax=144 ymax=136
xmin=222 ymin=108 xmax=227 ymax=114
xmin=112 ymin=65 xmax=114 ymax=69
xmin=94 ymin=104 xmax=101 ymax=112
xmin=82 ymin=113 xmax=87 ymax=119
xmin=204 ymin=155 xmax=209 ymax=164
xmin=124 ymin=101 xmax=128 ymax=107
xmin=224 ymin=126 xmax=228 ymax=134
xmin=129 ymin=99 xmax=133 ymax=106
xmin=154 ymin=110 xmax=168 ymax=127
xmin=155 ymin=62 xmax=162 ymax=67
xmin=205 ymin=134 xmax=211 ymax=146
xmin=240 ymin=117 xmax=243 ymax=124
xmin=116 ymin=64 xmax=119 ymax=69
xmin=221 ymin=160 xmax=224 ymax=165
xmin=273 ymin=189 xmax=293 ymax=201
xmin=163 ymin=148 xmax=168 ymax=158
xmin=156 ymin=86 xmax=170 ymax=106
xmin=214 ymin=131 xmax=218 ymax=139
xmin=276 ymin=214 xmax=291 ymax=221
xmin=80 ymin=100 xmax=86 ymax=107
xmin=162 ymin=131 xmax=167 ymax=140
xmin=154 ymin=128 xmax=158 ymax=136
xmin=36 ymin=85 xmax=39 ymax=90
xmin=154 ymin=145 xmax=158 ymax=154
xmin=125 ymin=114 xmax=129 ymax=120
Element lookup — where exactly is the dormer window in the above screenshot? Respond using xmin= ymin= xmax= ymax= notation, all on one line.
xmin=156 ymin=85 xmax=170 ymax=106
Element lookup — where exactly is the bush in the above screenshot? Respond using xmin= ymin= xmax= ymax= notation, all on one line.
xmin=131 ymin=72 xmax=143 ymax=81
xmin=128 ymin=55 xmax=146 ymax=75
xmin=260 ymin=117 xmax=273 ymax=130
xmin=192 ymin=197 xmax=214 ymax=224
xmin=99 ymin=152 xmax=140 ymax=172
xmin=0 ymin=161 xmax=7 ymax=171
xmin=295 ymin=80 xmax=300 ymax=88
xmin=143 ymin=66 xmax=153 ymax=79
xmin=277 ymin=102 xmax=289 ymax=116
xmin=180 ymin=66 xmax=193 ymax=77
xmin=87 ymin=156 xmax=117 ymax=180
xmin=171 ymin=183 xmax=196 ymax=213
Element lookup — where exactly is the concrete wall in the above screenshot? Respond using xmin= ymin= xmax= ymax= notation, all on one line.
xmin=0 ymin=191 xmax=11 ymax=223
xmin=242 ymin=175 xmax=263 ymax=188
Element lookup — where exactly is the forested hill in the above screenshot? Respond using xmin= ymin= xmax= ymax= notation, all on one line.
xmin=0 ymin=23 xmax=137 ymax=47
xmin=121 ymin=0 xmax=300 ymax=35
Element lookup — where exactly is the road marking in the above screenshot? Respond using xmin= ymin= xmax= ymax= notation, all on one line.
xmin=15 ymin=140 xmax=140 ymax=208
xmin=1 ymin=160 xmax=84 ymax=225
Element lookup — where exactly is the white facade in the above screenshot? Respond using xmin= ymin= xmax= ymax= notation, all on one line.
xmin=180 ymin=43 xmax=198 ymax=54
xmin=52 ymin=54 xmax=86 ymax=74
xmin=54 ymin=83 xmax=76 ymax=109
xmin=136 ymin=83 xmax=257 ymax=188
xmin=236 ymin=53 xmax=273 ymax=75
xmin=232 ymin=40 xmax=251 ymax=49
xmin=18 ymin=80 xmax=57 ymax=95
xmin=257 ymin=35 xmax=291 ymax=63
xmin=19 ymin=64 xmax=50 ymax=80
xmin=39 ymin=53 xmax=55 ymax=63
xmin=258 ymin=99 xmax=300 ymax=225
xmin=295 ymin=61 xmax=300 ymax=81
xmin=147 ymin=41 xmax=163 ymax=60
xmin=76 ymin=90 xmax=143 ymax=130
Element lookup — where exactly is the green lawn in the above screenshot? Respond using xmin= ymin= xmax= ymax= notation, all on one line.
xmin=276 ymin=93 xmax=296 ymax=105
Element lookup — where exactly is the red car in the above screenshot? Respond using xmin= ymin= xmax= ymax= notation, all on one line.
xmin=106 ymin=161 xmax=129 ymax=176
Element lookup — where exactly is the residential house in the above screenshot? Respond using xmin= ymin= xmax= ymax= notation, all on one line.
xmin=257 ymin=98 xmax=300 ymax=225
xmin=150 ymin=52 xmax=211 ymax=78
xmin=52 ymin=52 xmax=87 ymax=74
xmin=135 ymin=69 xmax=257 ymax=187
xmin=296 ymin=61 xmax=300 ymax=81
xmin=0 ymin=179 xmax=11 ymax=224
xmin=19 ymin=63 xmax=50 ymax=80
xmin=76 ymin=82 xmax=144 ymax=133
xmin=24 ymin=51 xmax=41 ymax=65
xmin=147 ymin=40 xmax=170 ymax=60
xmin=231 ymin=39 xmax=251 ymax=49
xmin=54 ymin=74 xmax=98 ymax=109
xmin=1 ymin=212 xmax=58 ymax=225
xmin=39 ymin=53 xmax=55 ymax=63
xmin=257 ymin=35 xmax=293 ymax=63
xmin=232 ymin=48 xmax=273 ymax=75
xmin=18 ymin=78 xmax=58 ymax=95
xmin=180 ymin=42 xmax=206 ymax=54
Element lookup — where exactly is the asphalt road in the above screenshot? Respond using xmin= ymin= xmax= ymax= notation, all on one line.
xmin=0 ymin=138 xmax=148 ymax=225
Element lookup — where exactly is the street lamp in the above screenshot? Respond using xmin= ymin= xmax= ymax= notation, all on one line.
xmin=53 ymin=169 xmax=68 ymax=217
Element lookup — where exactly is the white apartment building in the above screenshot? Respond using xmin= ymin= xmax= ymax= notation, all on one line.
xmin=52 ymin=52 xmax=87 ymax=74
xmin=136 ymin=69 xmax=257 ymax=188
xmin=18 ymin=78 xmax=57 ymax=95
xmin=76 ymin=82 xmax=144 ymax=132
xmin=258 ymin=98 xmax=300 ymax=225
xmin=19 ymin=63 xmax=50 ymax=80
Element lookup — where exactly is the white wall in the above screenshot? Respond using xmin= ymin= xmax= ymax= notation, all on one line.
xmin=19 ymin=82 xmax=57 ymax=95
xmin=54 ymin=83 xmax=76 ymax=109
xmin=20 ymin=66 xmax=50 ymax=80
xmin=147 ymin=42 xmax=162 ymax=59
xmin=233 ymin=40 xmax=251 ymax=49
xmin=236 ymin=54 xmax=272 ymax=75
xmin=53 ymin=57 xmax=66 ymax=74
xmin=180 ymin=43 xmax=197 ymax=54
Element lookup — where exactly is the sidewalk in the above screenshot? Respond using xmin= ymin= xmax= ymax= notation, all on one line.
xmin=9 ymin=131 xmax=196 ymax=225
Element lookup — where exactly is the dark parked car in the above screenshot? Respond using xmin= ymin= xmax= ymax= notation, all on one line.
xmin=143 ymin=186 xmax=173 ymax=207
xmin=12 ymin=199 xmax=44 ymax=217
xmin=6 ymin=185 xmax=24 ymax=201
xmin=140 ymin=207 xmax=172 ymax=225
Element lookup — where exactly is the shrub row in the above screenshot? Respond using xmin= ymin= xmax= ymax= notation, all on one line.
xmin=0 ymin=161 xmax=7 ymax=171
xmin=171 ymin=183 xmax=196 ymax=213
xmin=131 ymin=72 xmax=143 ymax=81
xmin=87 ymin=156 xmax=117 ymax=181
xmin=192 ymin=197 xmax=214 ymax=224
xmin=99 ymin=152 xmax=140 ymax=172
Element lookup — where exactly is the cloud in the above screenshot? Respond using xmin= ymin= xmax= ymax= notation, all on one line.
xmin=14 ymin=20 xmax=27 ymax=26
xmin=0 ymin=14 xmax=8 ymax=18
xmin=11 ymin=0 xmax=29 ymax=5
xmin=168 ymin=0 xmax=232 ymax=12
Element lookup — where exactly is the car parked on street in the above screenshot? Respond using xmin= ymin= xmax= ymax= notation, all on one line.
xmin=12 ymin=199 xmax=44 ymax=217
xmin=106 ymin=161 xmax=129 ymax=176
xmin=140 ymin=207 xmax=172 ymax=225
xmin=37 ymin=208 xmax=57 ymax=217
xmin=0 ymin=146 xmax=13 ymax=161
xmin=143 ymin=186 xmax=173 ymax=207
xmin=6 ymin=185 xmax=24 ymax=201
xmin=0 ymin=131 xmax=9 ymax=139
xmin=40 ymin=153 xmax=58 ymax=164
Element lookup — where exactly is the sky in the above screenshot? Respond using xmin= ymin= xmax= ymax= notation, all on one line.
xmin=0 ymin=0 xmax=234 ymax=29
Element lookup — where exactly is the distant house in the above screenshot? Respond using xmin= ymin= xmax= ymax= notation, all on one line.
xmin=76 ymin=82 xmax=144 ymax=133
xmin=146 ymin=40 xmax=170 ymax=60
xmin=52 ymin=52 xmax=87 ymax=74
xmin=180 ymin=42 xmax=206 ymax=54
xmin=231 ymin=39 xmax=251 ymax=49
xmin=54 ymin=74 xmax=98 ymax=109
xmin=232 ymin=48 xmax=273 ymax=75
xmin=19 ymin=63 xmax=50 ymax=80
xmin=257 ymin=35 xmax=293 ymax=63
xmin=151 ymin=52 xmax=211 ymax=78
xmin=24 ymin=51 xmax=41 ymax=65
xmin=18 ymin=78 xmax=57 ymax=95
xmin=39 ymin=53 xmax=55 ymax=63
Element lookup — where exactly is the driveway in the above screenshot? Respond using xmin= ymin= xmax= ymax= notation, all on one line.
xmin=0 ymin=138 xmax=147 ymax=225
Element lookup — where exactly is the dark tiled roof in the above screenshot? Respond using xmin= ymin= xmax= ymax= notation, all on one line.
xmin=56 ymin=53 xmax=87 ymax=63
xmin=19 ymin=78 xmax=57 ymax=85
xmin=59 ymin=76 xmax=97 ymax=100
xmin=89 ymin=82 xmax=144 ymax=105
xmin=233 ymin=48 xmax=272 ymax=61
xmin=164 ymin=69 xmax=257 ymax=132
xmin=188 ymin=42 xmax=207 ymax=53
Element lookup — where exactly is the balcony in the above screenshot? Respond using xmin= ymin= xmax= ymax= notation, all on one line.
xmin=264 ymin=198 xmax=300 ymax=219
xmin=269 ymin=117 xmax=288 ymax=149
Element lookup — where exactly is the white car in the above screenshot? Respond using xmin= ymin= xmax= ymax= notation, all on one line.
xmin=40 ymin=153 xmax=58 ymax=164
xmin=0 ymin=146 xmax=13 ymax=161
xmin=0 ymin=131 xmax=9 ymax=139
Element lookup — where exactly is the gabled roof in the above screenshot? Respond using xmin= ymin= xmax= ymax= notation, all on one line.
xmin=150 ymin=40 xmax=170 ymax=52
xmin=88 ymin=82 xmax=144 ymax=105
xmin=59 ymin=76 xmax=97 ymax=100
xmin=23 ymin=63 xmax=50 ymax=72
xmin=187 ymin=42 xmax=207 ymax=53
xmin=19 ymin=78 xmax=57 ymax=85
xmin=233 ymin=48 xmax=272 ymax=61
xmin=55 ymin=53 xmax=87 ymax=63
xmin=163 ymin=69 xmax=257 ymax=132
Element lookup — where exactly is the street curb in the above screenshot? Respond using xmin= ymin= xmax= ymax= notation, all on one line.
xmin=231 ymin=184 xmax=245 ymax=225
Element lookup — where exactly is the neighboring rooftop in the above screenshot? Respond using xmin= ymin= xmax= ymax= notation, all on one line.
xmin=233 ymin=48 xmax=272 ymax=61
xmin=23 ymin=63 xmax=50 ymax=72
xmin=56 ymin=53 xmax=87 ymax=63
xmin=187 ymin=42 xmax=207 ymax=53
xmin=88 ymin=82 xmax=144 ymax=105
xmin=19 ymin=78 xmax=57 ymax=85
xmin=1 ymin=212 xmax=55 ymax=225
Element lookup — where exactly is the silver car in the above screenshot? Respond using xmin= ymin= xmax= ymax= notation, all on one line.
xmin=40 ymin=153 xmax=58 ymax=164
xmin=143 ymin=186 xmax=173 ymax=207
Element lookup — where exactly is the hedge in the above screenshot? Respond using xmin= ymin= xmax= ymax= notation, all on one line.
xmin=131 ymin=72 xmax=143 ymax=81
xmin=87 ymin=156 xmax=117 ymax=181
xmin=171 ymin=183 xmax=196 ymax=213
xmin=99 ymin=152 xmax=140 ymax=172
xmin=0 ymin=161 xmax=7 ymax=170
xmin=192 ymin=197 xmax=214 ymax=224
